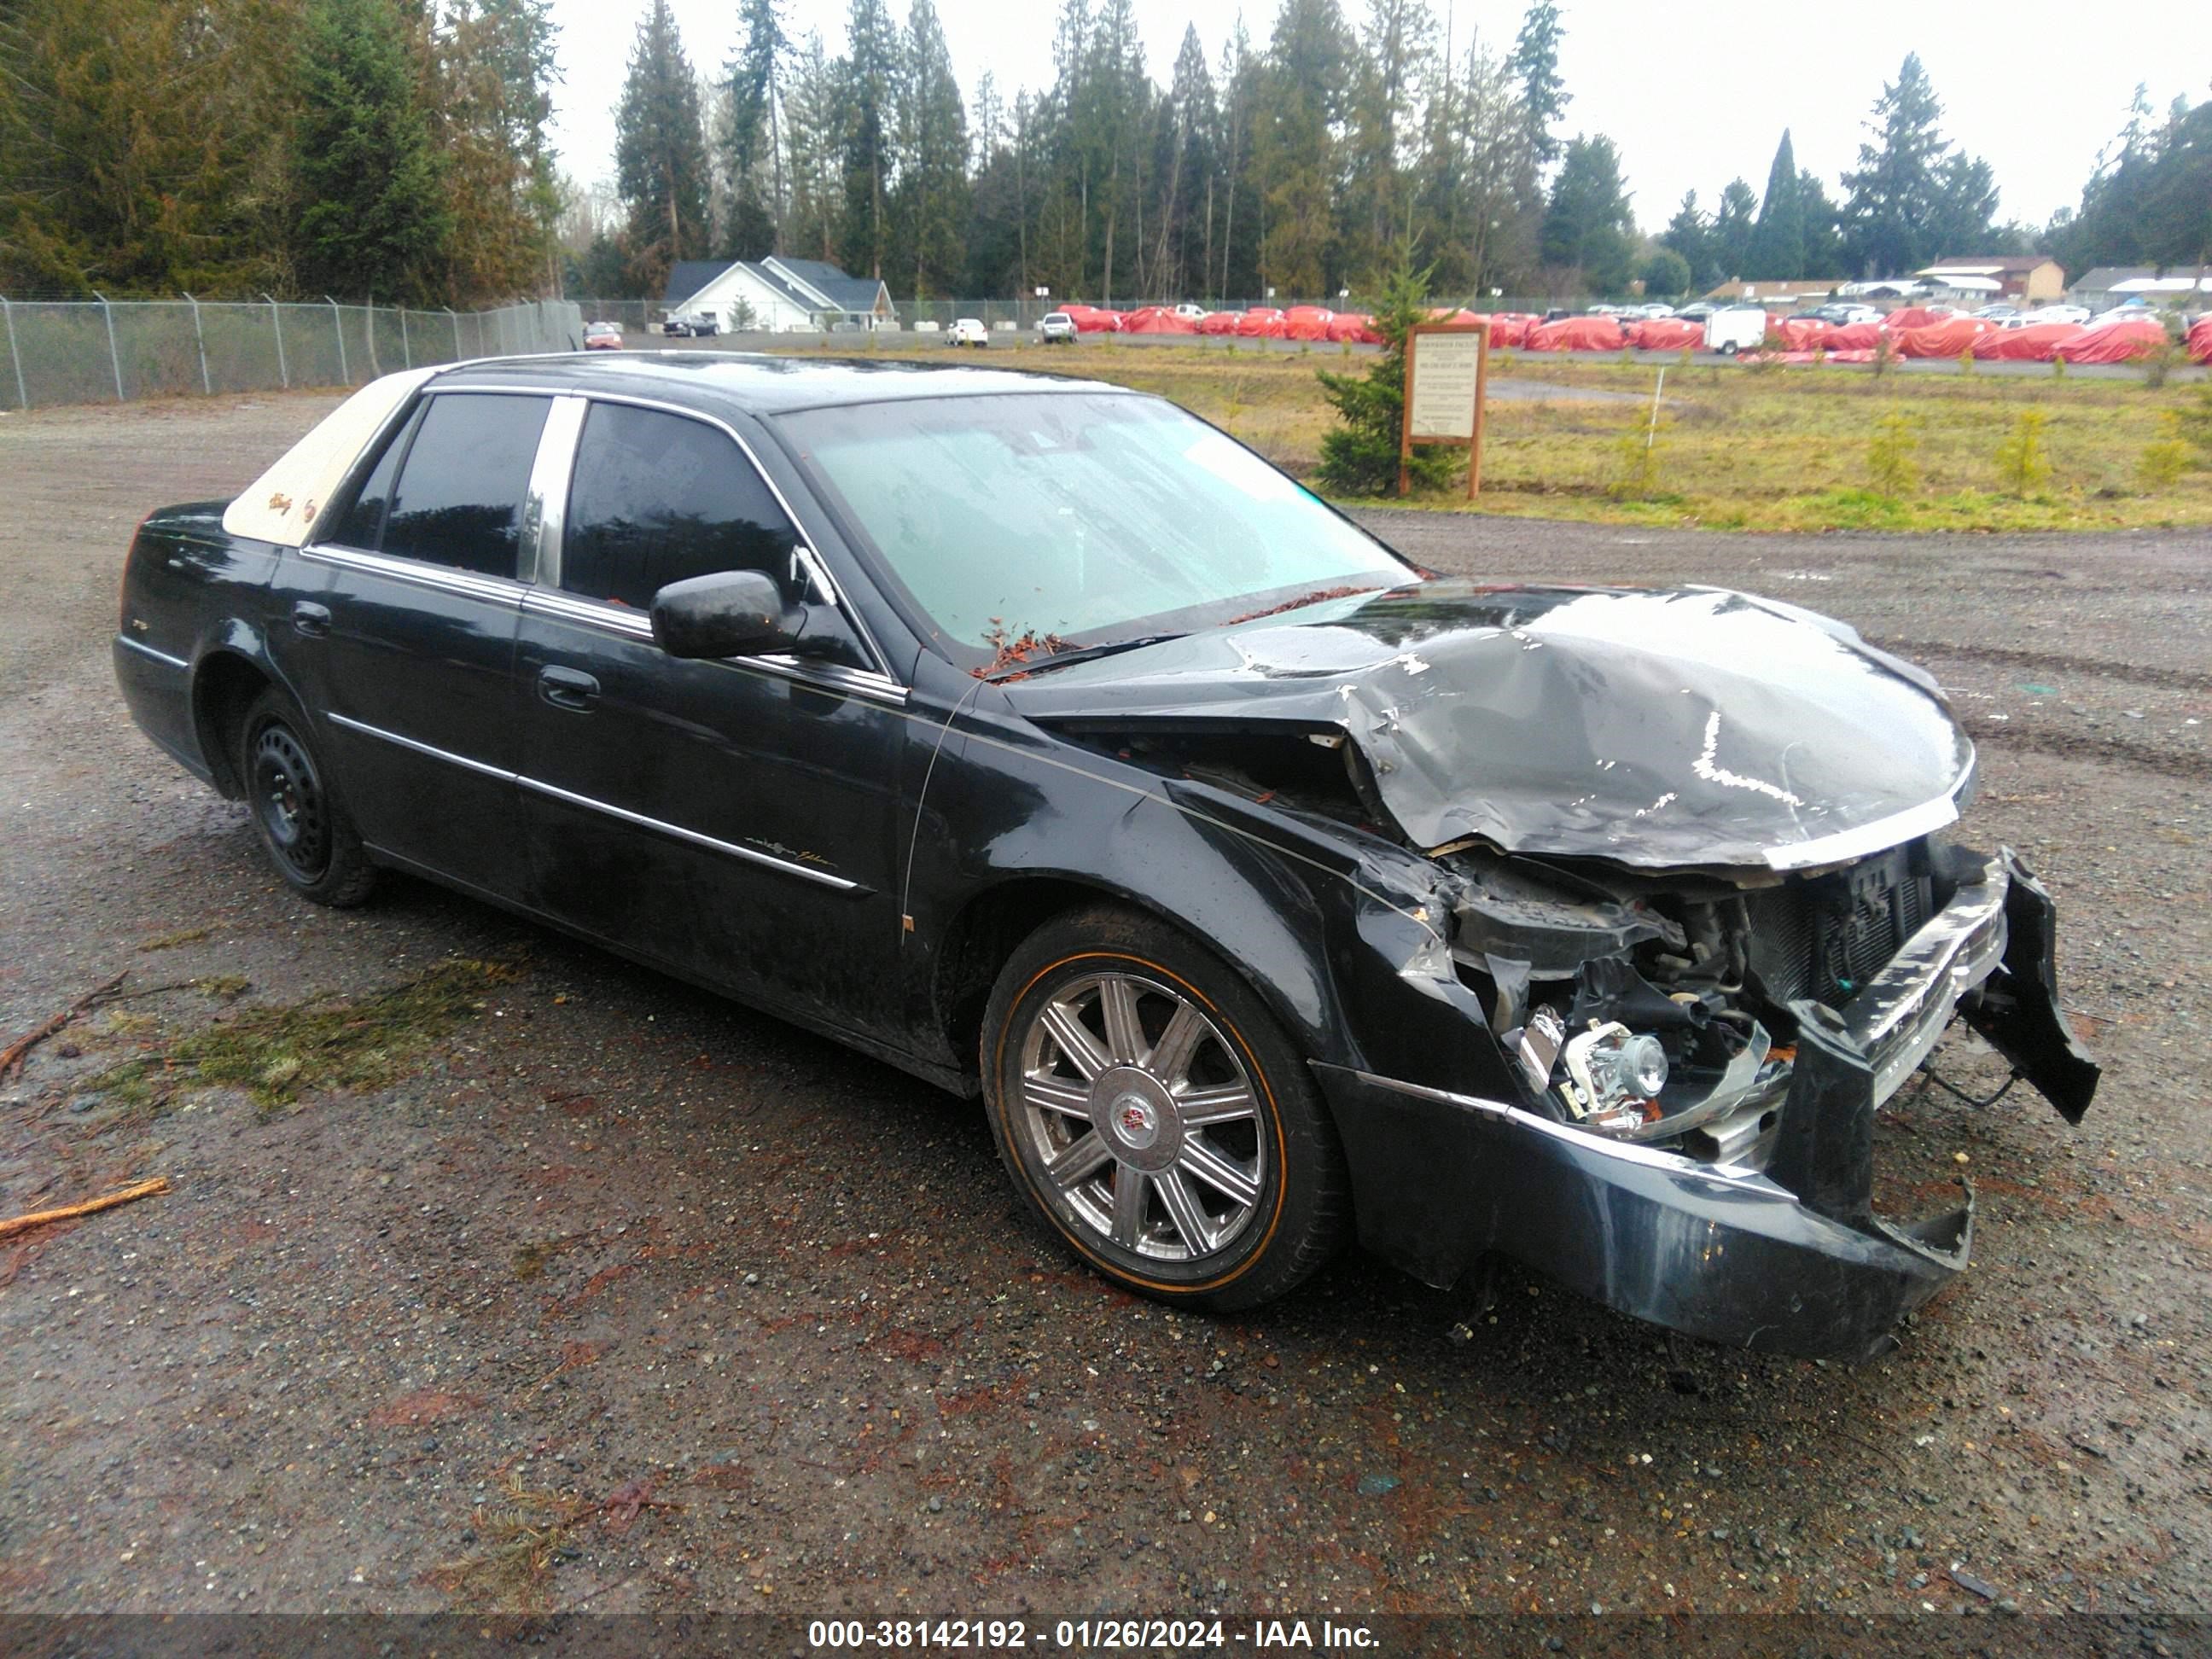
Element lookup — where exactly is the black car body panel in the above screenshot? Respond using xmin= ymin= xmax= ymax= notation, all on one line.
xmin=112 ymin=353 xmax=2099 ymax=1360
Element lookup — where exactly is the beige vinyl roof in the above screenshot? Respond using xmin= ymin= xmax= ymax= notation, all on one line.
xmin=220 ymin=368 xmax=437 ymax=547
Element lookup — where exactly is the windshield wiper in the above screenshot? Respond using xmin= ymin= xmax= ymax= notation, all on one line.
xmin=983 ymin=632 xmax=1186 ymax=680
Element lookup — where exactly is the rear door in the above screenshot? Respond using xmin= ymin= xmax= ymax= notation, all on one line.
xmin=297 ymin=389 xmax=561 ymax=899
xmin=513 ymin=397 xmax=909 ymax=1038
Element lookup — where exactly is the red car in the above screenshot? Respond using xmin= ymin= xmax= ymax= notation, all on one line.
xmin=582 ymin=321 xmax=624 ymax=351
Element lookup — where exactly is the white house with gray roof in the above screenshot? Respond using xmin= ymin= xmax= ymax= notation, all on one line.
xmin=661 ymin=258 xmax=897 ymax=333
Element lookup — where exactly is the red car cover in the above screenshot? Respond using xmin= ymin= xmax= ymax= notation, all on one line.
xmin=1235 ymin=308 xmax=1286 ymax=339
xmin=1889 ymin=317 xmax=1994 ymax=358
xmin=1883 ymin=306 xmax=1948 ymax=331
xmin=1325 ymin=312 xmax=1380 ymax=344
xmin=1627 ymin=318 xmax=1704 ymax=350
xmin=1823 ymin=323 xmax=1885 ymax=351
xmin=1119 ymin=306 xmax=1197 ymax=335
xmin=1971 ymin=323 xmax=2087 ymax=362
xmin=1282 ymin=306 xmax=1336 ymax=340
xmin=1526 ymin=315 xmax=1627 ymax=352
xmin=2191 ymin=317 xmax=2212 ymax=365
xmin=1487 ymin=312 xmax=1540 ymax=348
xmin=1059 ymin=305 xmax=1122 ymax=333
xmin=1778 ymin=317 xmax=1835 ymax=351
xmin=1197 ymin=311 xmax=1241 ymax=335
xmin=2055 ymin=319 xmax=2168 ymax=364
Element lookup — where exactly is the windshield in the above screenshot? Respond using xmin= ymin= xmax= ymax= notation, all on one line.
xmin=777 ymin=392 xmax=1410 ymax=661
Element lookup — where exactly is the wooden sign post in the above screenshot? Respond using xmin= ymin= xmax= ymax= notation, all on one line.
xmin=1400 ymin=321 xmax=1490 ymax=499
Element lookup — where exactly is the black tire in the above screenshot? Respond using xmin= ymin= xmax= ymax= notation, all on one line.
xmin=982 ymin=905 xmax=1348 ymax=1312
xmin=236 ymin=687 xmax=377 ymax=907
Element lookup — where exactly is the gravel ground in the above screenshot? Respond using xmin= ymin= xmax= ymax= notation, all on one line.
xmin=0 ymin=393 xmax=2207 ymax=1644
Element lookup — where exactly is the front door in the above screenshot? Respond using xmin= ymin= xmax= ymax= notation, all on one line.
xmin=513 ymin=399 xmax=907 ymax=1039
xmin=296 ymin=390 xmax=552 ymax=899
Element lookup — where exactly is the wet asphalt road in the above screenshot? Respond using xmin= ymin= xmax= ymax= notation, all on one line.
xmin=0 ymin=393 xmax=2206 ymax=1646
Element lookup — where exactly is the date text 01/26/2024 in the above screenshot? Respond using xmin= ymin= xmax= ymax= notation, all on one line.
xmin=806 ymin=1619 xmax=1380 ymax=1650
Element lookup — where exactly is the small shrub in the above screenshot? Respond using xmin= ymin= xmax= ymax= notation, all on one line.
xmin=1610 ymin=420 xmax=1668 ymax=499
xmin=1994 ymin=408 xmax=2054 ymax=496
xmin=2178 ymin=386 xmax=2212 ymax=458
xmin=2139 ymin=340 xmax=2180 ymax=389
xmin=1957 ymin=346 xmax=1976 ymax=375
xmin=2138 ymin=412 xmax=2190 ymax=489
xmin=1867 ymin=410 xmax=1922 ymax=497
xmin=1679 ymin=346 xmax=1694 ymax=369
xmin=2051 ymin=353 xmax=2066 ymax=379
xmin=1871 ymin=335 xmax=1898 ymax=378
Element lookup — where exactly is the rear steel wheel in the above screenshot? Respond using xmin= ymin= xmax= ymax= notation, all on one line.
xmin=236 ymin=688 xmax=377 ymax=906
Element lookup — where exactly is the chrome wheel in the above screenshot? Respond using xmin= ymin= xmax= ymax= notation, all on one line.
xmin=1014 ymin=972 xmax=1266 ymax=1263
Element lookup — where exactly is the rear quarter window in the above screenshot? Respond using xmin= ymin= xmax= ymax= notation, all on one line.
xmin=379 ymin=393 xmax=551 ymax=579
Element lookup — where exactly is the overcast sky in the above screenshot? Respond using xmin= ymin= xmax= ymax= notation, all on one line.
xmin=544 ymin=0 xmax=2212 ymax=236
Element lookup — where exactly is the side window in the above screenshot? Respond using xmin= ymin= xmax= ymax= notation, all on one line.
xmin=381 ymin=393 xmax=551 ymax=578
xmin=562 ymin=403 xmax=801 ymax=611
xmin=324 ymin=404 xmax=420 ymax=550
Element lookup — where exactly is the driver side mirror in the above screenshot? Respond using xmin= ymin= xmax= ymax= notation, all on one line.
xmin=650 ymin=569 xmax=847 ymax=661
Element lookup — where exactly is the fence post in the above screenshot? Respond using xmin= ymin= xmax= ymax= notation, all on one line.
xmin=326 ymin=295 xmax=346 ymax=383
xmin=262 ymin=294 xmax=288 ymax=388
xmin=182 ymin=292 xmax=212 ymax=395
xmin=365 ymin=294 xmax=379 ymax=377
xmin=446 ymin=306 xmax=462 ymax=360
xmin=93 ymin=291 xmax=125 ymax=400
xmin=399 ymin=306 xmax=410 ymax=369
xmin=0 ymin=295 xmax=26 ymax=411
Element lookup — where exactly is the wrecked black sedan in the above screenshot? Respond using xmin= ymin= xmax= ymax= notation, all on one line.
xmin=114 ymin=354 xmax=2097 ymax=1359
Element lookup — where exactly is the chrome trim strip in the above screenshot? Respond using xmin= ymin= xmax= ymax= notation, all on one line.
xmin=1842 ymin=861 xmax=2011 ymax=1107
xmin=523 ymin=395 xmax=589 ymax=587
xmin=326 ymin=711 xmax=515 ymax=782
xmin=1315 ymin=1063 xmax=1788 ymax=1194
xmin=1763 ymin=789 xmax=1963 ymax=871
xmin=301 ymin=543 xmax=527 ymax=609
xmin=516 ymin=774 xmax=860 ymax=890
xmin=116 ymin=634 xmax=189 ymax=671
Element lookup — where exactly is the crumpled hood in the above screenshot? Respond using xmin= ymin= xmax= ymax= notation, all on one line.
xmin=1002 ymin=581 xmax=1974 ymax=870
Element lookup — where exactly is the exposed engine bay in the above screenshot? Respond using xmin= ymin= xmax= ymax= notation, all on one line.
xmin=1443 ymin=835 xmax=1973 ymax=1167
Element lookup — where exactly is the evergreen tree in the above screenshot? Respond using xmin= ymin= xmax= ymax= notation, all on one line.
xmin=1638 ymin=247 xmax=1691 ymax=299
xmin=294 ymin=0 xmax=451 ymax=304
xmin=1710 ymin=177 xmax=1756 ymax=280
xmin=2139 ymin=96 xmax=2212 ymax=268
xmin=782 ymin=31 xmax=843 ymax=262
xmin=1151 ymin=26 xmax=1220 ymax=300
xmin=1925 ymin=151 xmax=2000 ymax=257
xmin=1797 ymin=169 xmax=1845 ymax=276
xmin=1540 ymin=134 xmax=1634 ymax=293
xmin=614 ymin=0 xmax=709 ymax=294
xmin=1841 ymin=53 xmax=1950 ymax=276
xmin=836 ymin=0 xmax=898 ymax=280
xmin=1413 ymin=32 xmax=1535 ymax=297
xmin=723 ymin=0 xmax=787 ymax=260
xmin=1660 ymin=191 xmax=1711 ymax=289
xmin=1338 ymin=0 xmax=1435 ymax=286
xmin=1254 ymin=0 xmax=1352 ymax=299
xmin=891 ymin=0 xmax=968 ymax=297
xmin=1743 ymin=129 xmax=1804 ymax=281
xmin=1505 ymin=2 xmax=1568 ymax=171
xmin=0 ymin=0 xmax=301 ymax=294
xmin=435 ymin=0 xmax=564 ymax=300
xmin=1314 ymin=256 xmax=1453 ymax=495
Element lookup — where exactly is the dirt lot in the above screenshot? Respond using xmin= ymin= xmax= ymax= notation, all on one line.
xmin=1 ymin=393 xmax=2208 ymax=1643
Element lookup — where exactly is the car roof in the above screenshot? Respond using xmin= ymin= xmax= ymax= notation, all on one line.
xmin=433 ymin=352 xmax=1119 ymax=416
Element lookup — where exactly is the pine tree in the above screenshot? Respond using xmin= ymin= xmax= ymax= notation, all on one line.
xmin=1540 ymin=134 xmax=1634 ymax=293
xmin=614 ymin=0 xmax=709 ymax=294
xmin=1505 ymin=2 xmax=1569 ymax=171
xmin=723 ymin=0 xmax=787 ymax=260
xmin=1315 ymin=258 xmax=1453 ymax=494
xmin=1743 ymin=130 xmax=1804 ymax=281
xmin=892 ymin=0 xmax=968 ymax=298
xmin=1842 ymin=54 xmax=1950 ymax=277
xmin=1338 ymin=0 xmax=1435 ymax=287
xmin=1254 ymin=0 xmax=1351 ymax=300
xmin=1797 ymin=170 xmax=1845 ymax=276
xmin=1926 ymin=152 xmax=2000 ymax=259
xmin=782 ymin=31 xmax=842 ymax=262
xmin=294 ymin=0 xmax=451 ymax=304
xmin=1661 ymin=191 xmax=1710 ymax=290
xmin=434 ymin=0 xmax=564 ymax=300
xmin=837 ymin=0 xmax=898 ymax=280
xmin=1710 ymin=178 xmax=1756 ymax=281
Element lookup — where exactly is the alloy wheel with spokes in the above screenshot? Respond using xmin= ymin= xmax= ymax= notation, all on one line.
xmin=1016 ymin=970 xmax=1266 ymax=1265
xmin=986 ymin=907 xmax=1348 ymax=1311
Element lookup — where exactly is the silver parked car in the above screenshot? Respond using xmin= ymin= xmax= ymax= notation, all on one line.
xmin=1038 ymin=312 xmax=1078 ymax=345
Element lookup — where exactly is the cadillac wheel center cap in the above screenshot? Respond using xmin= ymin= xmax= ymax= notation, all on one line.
xmin=1110 ymin=1093 xmax=1159 ymax=1150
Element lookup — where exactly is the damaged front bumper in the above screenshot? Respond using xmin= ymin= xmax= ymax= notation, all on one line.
xmin=1318 ymin=847 xmax=2098 ymax=1361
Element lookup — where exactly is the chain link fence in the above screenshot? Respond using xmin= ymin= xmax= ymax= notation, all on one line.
xmin=0 ymin=296 xmax=585 ymax=412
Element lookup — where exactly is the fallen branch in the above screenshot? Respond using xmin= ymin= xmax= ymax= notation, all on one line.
xmin=0 ymin=1177 xmax=171 ymax=1240
xmin=0 ymin=972 xmax=128 ymax=1082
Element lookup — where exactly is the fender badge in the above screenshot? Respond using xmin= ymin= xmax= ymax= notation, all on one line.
xmin=267 ymin=492 xmax=291 ymax=512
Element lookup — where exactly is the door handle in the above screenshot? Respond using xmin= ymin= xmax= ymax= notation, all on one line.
xmin=293 ymin=601 xmax=331 ymax=637
xmin=538 ymin=666 xmax=601 ymax=711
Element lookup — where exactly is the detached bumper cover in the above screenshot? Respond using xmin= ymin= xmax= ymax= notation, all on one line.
xmin=1318 ymin=847 xmax=2098 ymax=1361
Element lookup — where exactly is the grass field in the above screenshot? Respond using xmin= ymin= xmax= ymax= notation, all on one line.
xmin=781 ymin=339 xmax=2212 ymax=533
